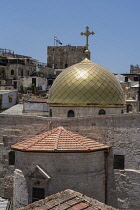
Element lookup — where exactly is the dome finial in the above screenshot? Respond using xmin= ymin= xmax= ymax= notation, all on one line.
xmin=85 ymin=49 xmax=90 ymax=59
xmin=80 ymin=26 xmax=95 ymax=59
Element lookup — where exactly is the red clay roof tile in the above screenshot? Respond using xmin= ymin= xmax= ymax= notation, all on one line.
xmin=11 ymin=126 xmax=109 ymax=152
xmin=18 ymin=189 xmax=118 ymax=210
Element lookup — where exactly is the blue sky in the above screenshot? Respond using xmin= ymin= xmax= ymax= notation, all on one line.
xmin=1 ymin=0 xmax=140 ymax=73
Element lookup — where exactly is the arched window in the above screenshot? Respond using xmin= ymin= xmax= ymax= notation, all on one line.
xmin=9 ymin=151 xmax=15 ymax=165
xmin=11 ymin=70 xmax=14 ymax=75
xmin=98 ymin=109 xmax=106 ymax=115
xmin=67 ymin=110 xmax=75 ymax=118
xmin=50 ymin=109 xmax=52 ymax=117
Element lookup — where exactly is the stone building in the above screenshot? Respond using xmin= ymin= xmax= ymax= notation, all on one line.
xmin=12 ymin=126 xmax=109 ymax=209
xmin=19 ymin=76 xmax=48 ymax=91
xmin=1 ymin=31 xmax=140 ymax=210
xmin=115 ymin=63 xmax=140 ymax=113
xmin=23 ymin=98 xmax=49 ymax=115
xmin=47 ymin=46 xmax=86 ymax=69
xmin=48 ymin=58 xmax=125 ymax=117
xmin=0 ymin=113 xmax=140 ymax=209
xmin=130 ymin=64 xmax=140 ymax=74
xmin=0 ymin=48 xmax=50 ymax=90
xmin=0 ymin=90 xmax=17 ymax=110
xmin=115 ymin=74 xmax=139 ymax=113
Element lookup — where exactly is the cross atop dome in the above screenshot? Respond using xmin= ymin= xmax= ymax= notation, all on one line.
xmin=80 ymin=26 xmax=95 ymax=50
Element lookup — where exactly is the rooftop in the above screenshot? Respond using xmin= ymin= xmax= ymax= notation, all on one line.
xmin=11 ymin=126 xmax=109 ymax=152
xmin=27 ymin=98 xmax=48 ymax=103
xmin=0 ymin=90 xmax=17 ymax=94
xmin=18 ymin=189 xmax=118 ymax=210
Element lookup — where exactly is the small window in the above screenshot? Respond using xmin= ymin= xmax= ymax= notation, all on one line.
xmin=14 ymin=81 xmax=17 ymax=89
xmin=114 ymin=155 xmax=124 ymax=169
xmin=134 ymin=76 xmax=139 ymax=81
xmin=32 ymin=187 xmax=45 ymax=202
xmin=21 ymin=69 xmax=23 ymax=77
xmin=65 ymin=64 xmax=68 ymax=68
xmin=11 ymin=70 xmax=14 ymax=75
xmin=9 ymin=97 xmax=12 ymax=103
xmin=98 ymin=109 xmax=106 ymax=115
xmin=48 ymin=79 xmax=53 ymax=86
xmin=50 ymin=109 xmax=52 ymax=117
xmin=125 ymin=77 xmax=128 ymax=82
xmin=67 ymin=110 xmax=74 ymax=118
xmin=9 ymin=151 xmax=15 ymax=165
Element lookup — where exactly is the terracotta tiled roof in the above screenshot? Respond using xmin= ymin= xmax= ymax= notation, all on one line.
xmin=18 ymin=189 xmax=118 ymax=210
xmin=11 ymin=126 xmax=109 ymax=152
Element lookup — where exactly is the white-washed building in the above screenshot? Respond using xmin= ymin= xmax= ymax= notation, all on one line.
xmin=0 ymin=90 xmax=17 ymax=110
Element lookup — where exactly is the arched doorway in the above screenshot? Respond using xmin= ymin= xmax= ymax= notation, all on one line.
xmin=127 ymin=104 xmax=132 ymax=113
xmin=67 ymin=110 xmax=75 ymax=118
xmin=98 ymin=109 xmax=106 ymax=115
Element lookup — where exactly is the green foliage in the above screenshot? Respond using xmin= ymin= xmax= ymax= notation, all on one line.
xmin=23 ymin=87 xmax=27 ymax=94
xmin=29 ymin=83 xmax=35 ymax=88
xmin=19 ymin=84 xmax=24 ymax=93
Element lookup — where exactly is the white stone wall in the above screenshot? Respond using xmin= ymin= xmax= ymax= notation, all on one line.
xmin=50 ymin=106 xmax=124 ymax=118
xmin=19 ymin=77 xmax=47 ymax=89
xmin=14 ymin=151 xmax=106 ymax=208
xmin=0 ymin=90 xmax=17 ymax=109
xmin=13 ymin=169 xmax=28 ymax=209
xmin=23 ymin=102 xmax=49 ymax=112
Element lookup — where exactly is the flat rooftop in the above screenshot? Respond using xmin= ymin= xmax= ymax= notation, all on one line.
xmin=0 ymin=90 xmax=17 ymax=94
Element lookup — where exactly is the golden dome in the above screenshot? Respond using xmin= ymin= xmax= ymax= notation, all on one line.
xmin=48 ymin=58 xmax=125 ymax=107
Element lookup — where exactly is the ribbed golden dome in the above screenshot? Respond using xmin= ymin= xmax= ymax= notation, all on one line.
xmin=48 ymin=58 xmax=125 ymax=106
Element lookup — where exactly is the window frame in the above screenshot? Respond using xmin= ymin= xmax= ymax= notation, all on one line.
xmin=9 ymin=151 xmax=15 ymax=165
xmin=67 ymin=110 xmax=75 ymax=118
xmin=114 ymin=155 xmax=125 ymax=170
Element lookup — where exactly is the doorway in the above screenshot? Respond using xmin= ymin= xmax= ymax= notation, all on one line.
xmin=32 ymin=187 xmax=45 ymax=202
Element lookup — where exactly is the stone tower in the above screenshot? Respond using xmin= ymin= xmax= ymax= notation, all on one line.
xmin=47 ymin=46 xmax=86 ymax=69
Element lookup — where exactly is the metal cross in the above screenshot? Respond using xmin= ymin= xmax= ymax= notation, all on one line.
xmin=80 ymin=26 xmax=95 ymax=50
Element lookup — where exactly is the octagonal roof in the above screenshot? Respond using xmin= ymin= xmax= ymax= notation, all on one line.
xmin=11 ymin=126 xmax=109 ymax=152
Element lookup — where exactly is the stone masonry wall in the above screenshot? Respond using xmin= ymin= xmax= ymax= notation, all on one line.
xmin=13 ymin=151 xmax=105 ymax=209
xmin=0 ymin=113 xmax=140 ymax=209
xmin=50 ymin=106 xmax=123 ymax=117
xmin=47 ymin=46 xmax=86 ymax=69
